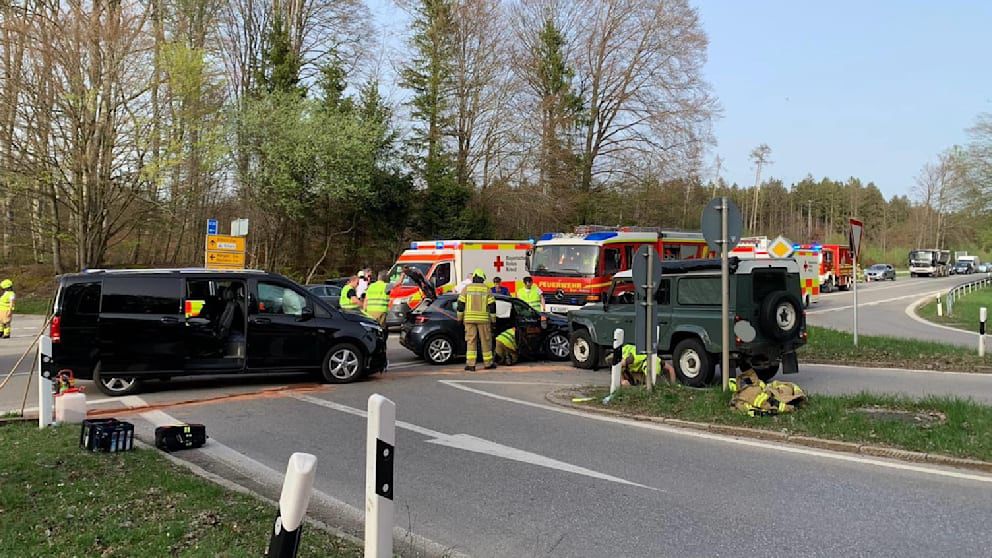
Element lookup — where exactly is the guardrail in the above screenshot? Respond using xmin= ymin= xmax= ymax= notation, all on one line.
xmin=946 ymin=274 xmax=992 ymax=317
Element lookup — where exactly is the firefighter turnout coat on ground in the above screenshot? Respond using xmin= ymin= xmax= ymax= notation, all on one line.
xmin=457 ymin=271 xmax=496 ymax=369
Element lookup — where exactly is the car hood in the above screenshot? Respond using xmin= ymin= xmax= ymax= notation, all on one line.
xmin=543 ymin=312 xmax=569 ymax=328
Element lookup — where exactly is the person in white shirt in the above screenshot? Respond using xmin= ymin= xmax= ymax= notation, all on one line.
xmin=356 ymin=269 xmax=370 ymax=299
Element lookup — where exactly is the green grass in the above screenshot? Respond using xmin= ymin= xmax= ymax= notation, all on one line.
xmin=585 ymin=384 xmax=992 ymax=461
xmin=801 ymin=325 xmax=992 ymax=371
xmin=0 ymin=423 xmax=361 ymax=558
xmin=13 ymin=295 xmax=52 ymax=315
xmin=917 ymin=287 xmax=992 ymax=332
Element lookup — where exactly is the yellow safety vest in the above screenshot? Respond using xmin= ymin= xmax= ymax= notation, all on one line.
xmin=339 ymin=286 xmax=360 ymax=311
xmin=364 ymin=281 xmax=389 ymax=314
xmin=457 ymin=283 xmax=493 ymax=323
xmin=0 ymin=290 xmax=14 ymax=310
xmin=496 ymin=328 xmax=517 ymax=351
xmin=621 ymin=344 xmax=659 ymax=375
xmin=519 ymin=285 xmax=542 ymax=311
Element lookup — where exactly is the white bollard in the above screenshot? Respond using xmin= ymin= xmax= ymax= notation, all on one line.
xmin=265 ymin=452 xmax=318 ymax=558
xmin=365 ymin=394 xmax=395 ymax=558
xmin=609 ymin=329 xmax=624 ymax=398
xmin=980 ymin=307 xmax=987 ymax=358
xmin=38 ymin=335 xmax=54 ymax=429
xmin=937 ymin=294 xmax=943 ymax=318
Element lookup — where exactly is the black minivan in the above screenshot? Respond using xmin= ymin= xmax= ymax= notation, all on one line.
xmin=50 ymin=269 xmax=388 ymax=396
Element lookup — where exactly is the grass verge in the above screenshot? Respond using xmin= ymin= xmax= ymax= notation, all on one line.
xmin=581 ymin=384 xmax=992 ymax=461
xmin=917 ymin=287 xmax=992 ymax=331
xmin=0 ymin=422 xmax=361 ymax=557
xmin=801 ymin=325 xmax=992 ymax=372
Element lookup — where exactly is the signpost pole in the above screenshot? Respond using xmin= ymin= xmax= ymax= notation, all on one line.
xmin=644 ymin=249 xmax=655 ymax=391
xmin=853 ymin=248 xmax=859 ymax=347
xmin=721 ymin=197 xmax=730 ymax=392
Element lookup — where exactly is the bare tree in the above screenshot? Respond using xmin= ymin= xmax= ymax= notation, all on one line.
xmin=748 ymin=143 xmax=771 ymax=231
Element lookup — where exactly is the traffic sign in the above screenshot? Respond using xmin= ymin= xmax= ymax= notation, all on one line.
xmin=207 ymin=219 xmax=218 ymax=235
xmin=231 ymin=218 xmax=249 ymax=236
xmin=768 ymin=235 xmax=794 ymax=259
xmin=849 ymin=218 xmax=864 ymax=259
xmin=205 ymin=251 xmax=246 ymax=266
xmin=701 ymin=198 xmax=742 ymax=253
xmin=205 ymin=234 xmax=246 ymax=252
xmin=633 ymin=245 xmax=662 ymax=357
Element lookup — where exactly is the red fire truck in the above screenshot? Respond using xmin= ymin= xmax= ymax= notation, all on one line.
xmin=800 ymin=243 xmax=854 ymax=293
xmin=531 ymin=226 xmax=712 ymax=313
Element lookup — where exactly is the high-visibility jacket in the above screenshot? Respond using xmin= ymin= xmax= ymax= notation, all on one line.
xmin=364 ymin=281 xmax=389 ymax=314
xmin=339 ymin=285 xmax=360 ymax=311
xmin=457 ymin=283 xmax=494 ymax=323
xmin=0 ymin=290 xmax=14 ymax=311
xmin=496 ymin=327 xmax=517 ymax=351
xmin=621 ymin=344 xmax=660 ymax=375
xmin=518 ymin=285 xmax=542 ymax=311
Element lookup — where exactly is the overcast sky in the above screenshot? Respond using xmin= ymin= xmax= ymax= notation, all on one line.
xmin=368 ymin=1 xmax=992 ymax=199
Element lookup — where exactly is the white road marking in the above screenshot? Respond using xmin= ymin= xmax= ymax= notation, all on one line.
xmin=807 ymin=292 xmax=929 ymax=314
xmin=291 ymin=393 xmax=655 ymax=490
xmin=13 ymin=396 xmax=120 ymax=415
xmin=903 ymin=293 xmax=985 ymax=337
xmin=440 ymin=380 xmax=992 ymax=485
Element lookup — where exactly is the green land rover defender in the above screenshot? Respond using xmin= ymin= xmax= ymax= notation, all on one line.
xmin=568 ymin=258 xmax=807 ymax=386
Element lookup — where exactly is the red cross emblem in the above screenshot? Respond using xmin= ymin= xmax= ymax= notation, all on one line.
xmin=493 ymin=255 xmax=505 ymax=272
xmin=803 ymin=261 xmax=810 ymax=272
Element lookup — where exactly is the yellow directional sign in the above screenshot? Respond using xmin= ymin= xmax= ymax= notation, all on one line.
xmin=205 ymin=251 xmax=245 ymax=266
xmin=768 ymin=235 xmax=794 ymax=259
xmin=205 ymin=234 xmax=245 ymax=252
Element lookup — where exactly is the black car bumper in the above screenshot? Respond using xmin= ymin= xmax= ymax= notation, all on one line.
xmin=399 ymin=324 xmax=429 ymax=357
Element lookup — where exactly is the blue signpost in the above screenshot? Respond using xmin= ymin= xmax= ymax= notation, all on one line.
xmin=207 ymin=219 xmax=218 ymax=235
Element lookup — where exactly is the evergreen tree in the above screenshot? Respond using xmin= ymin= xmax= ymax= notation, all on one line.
xmin=257 ymin=14 xmax=304 ymax=96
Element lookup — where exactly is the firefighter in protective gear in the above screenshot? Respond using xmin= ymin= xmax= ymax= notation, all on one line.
xmin=518 ymin=276 xmax=544 ymax=312
xmin=457 ymin=268 xmax=496 ymax=371
xmin=363 ymin=271 xmax=390 ymax=329
xmin=494 ymin=327 xmax=518 ymax=365
xmin=607 ymin=344 xmax=675 ymax=386
xmin=339 ymin=275 xmax=363 ymax=313
xmin=0 ymin=279 xmax=14 ymax=339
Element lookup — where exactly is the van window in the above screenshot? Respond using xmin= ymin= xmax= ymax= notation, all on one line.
xmin=603 ymin=248 xmax=621 ymax=276
xmin=432 ymin=262 xmax=452 ymax=287
xmin=102 ymin=277 xmax=180 ymax=315
xmin=61 ymin=282 xmax=101 ymax=318
xmin=677 ymin=277 xmax=721 ymax=305
xmin=258 ymin=281 xmax=307 ymax=316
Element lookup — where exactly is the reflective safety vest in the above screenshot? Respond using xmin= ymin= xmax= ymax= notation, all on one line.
xmin=364 ymin=281 xmax=389 ymax=314
xmin=339 ymin=285 xmax=360 ymax=311
xmin=621 ymin=344 xmax=660 ymax=375
xmin=496 ymin=328 xmax=517 ymax=351
xmin=0 ymin=290 xmax=14 ymax=310
xmin=519 ymin=285 xmax=542 ymax=311
xmin=457 ymin=283 xmax=494 ymax=323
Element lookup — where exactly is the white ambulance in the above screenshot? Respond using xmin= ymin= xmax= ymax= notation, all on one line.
xmin=731 ymin=237 xmax=820 ymax=308
xmin=385 ymin=240 xmax=533 ymax=326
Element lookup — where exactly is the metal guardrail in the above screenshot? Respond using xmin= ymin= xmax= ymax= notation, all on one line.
xmin=946 ymin=274 xmax=992 ymax=317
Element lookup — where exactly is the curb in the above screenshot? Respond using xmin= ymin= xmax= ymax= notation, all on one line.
xmin=546 ymin=388 xmax=992 ymax=475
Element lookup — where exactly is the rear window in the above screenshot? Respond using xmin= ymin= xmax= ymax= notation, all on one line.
xmin=59 ymin=281 xmax=102 ymax=318
xmin=102 ymin=277 xmax=181 ymax=315
xmin=677 ymin=277 xmax=721 ymax=305
xmin=751 ymin=270 xmax=787 ymax=303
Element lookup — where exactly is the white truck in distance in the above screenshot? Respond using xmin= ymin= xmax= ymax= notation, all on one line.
xmin=909 ymin=249 xmax=950 ymax=277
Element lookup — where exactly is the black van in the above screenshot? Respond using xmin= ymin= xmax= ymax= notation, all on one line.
xmin=50 ymin=269 xmax=388 ymax=396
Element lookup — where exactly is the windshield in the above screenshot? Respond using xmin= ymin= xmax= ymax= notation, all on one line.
xmin=531 ymin=245 xmax=599 ymax=277
xmin=388 ymin=262 xmax=432 ymax=287
xmin=869 ymin=264 xmax=887 ymax=271
xmin=910 ymin=251 xmax=933 ymax=262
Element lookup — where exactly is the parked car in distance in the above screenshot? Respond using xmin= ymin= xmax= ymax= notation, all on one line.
xmin=979 ymin=263 xmax=991 ymax=273
xmin=51 ymin=269 xmax=387 ymax=396
xmin=305 ymin=284 xmax=342 ymax=308
xmin=400 ymin=293 xmax=571 ymax=365
xmin=951 ymin=261 xmax=975 ymax=275
xmin=865 ymin=263 xmax=896 ymax=281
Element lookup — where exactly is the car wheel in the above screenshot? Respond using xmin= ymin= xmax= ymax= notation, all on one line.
xmin=424 ymin=334 xmax=455 ymax=365
xmin=672 ymin=338 xmax=714 ymax=387
xmin=545 ymin=332 xmax=570 ymax=361
xmin=570 ymin=329 xmax=599 ymax=370
xmin=758 ymin=290 xmax=803 ymax=341
xmin=93 ymin=362 xmax=142 ymax=397
xmin=753 ymin=363 xmax=779 ymax=382
xmin=322 ymin=343 xmax=364 ymax=384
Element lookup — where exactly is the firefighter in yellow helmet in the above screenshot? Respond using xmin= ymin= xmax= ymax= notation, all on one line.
xmin=494 ymin=326 xmax=518 ymax=365
xmin=456 ymin=268 xmax=496 ymax=371
xmin=607 ymin=344 xmax=675 ymax=386
xmin=0 ymin=279 xmax=14 ymax=339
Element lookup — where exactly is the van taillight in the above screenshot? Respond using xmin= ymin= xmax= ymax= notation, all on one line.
xmin=50 ymin=316 xmax=62 ymax=343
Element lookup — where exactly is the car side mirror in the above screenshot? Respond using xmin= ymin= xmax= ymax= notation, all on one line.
xmin=298 ymin=307 xmax=314 ymax=321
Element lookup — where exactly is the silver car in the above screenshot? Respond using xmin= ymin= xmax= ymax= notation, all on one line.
xmin=865 ymin=264 xmax=895 ymax=281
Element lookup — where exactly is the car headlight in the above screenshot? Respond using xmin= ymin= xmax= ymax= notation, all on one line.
xmin=361 ymin=322 xmax=383 ymax=333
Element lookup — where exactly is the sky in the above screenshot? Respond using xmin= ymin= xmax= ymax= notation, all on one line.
xmin=368 ymin=1 xmax=992 ymax=199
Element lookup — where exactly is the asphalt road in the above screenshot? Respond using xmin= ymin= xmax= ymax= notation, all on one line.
xmin=807 ymin=274 xmax=985 ymax=347
xmin=130 ymin=370 xmax=992 ymax=557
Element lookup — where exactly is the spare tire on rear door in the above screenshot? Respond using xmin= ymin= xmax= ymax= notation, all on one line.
xmin=758 ymin=291 xmax=802 ymax=341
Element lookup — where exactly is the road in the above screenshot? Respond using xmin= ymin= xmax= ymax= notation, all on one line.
xmin=127 ymin=370 xmax=992 ymax=557
xmin=807 ymin=274 xmax=985 ymax=347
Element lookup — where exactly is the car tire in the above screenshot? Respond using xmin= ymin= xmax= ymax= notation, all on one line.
xmin=758 ymin=290 xmax=803 ymax=341
xmin=322 ymin=343 xmax=364 ymax=383
xmin=423 ymin=334 xmax=456 ymax=365
xmin=672 ymin=338 xmax=714 ymax=388
xmin=753 ymin=363 xmax=779 ymax=382
xmin=545 ymin=331 xmax=571 ymax=361
xmin=93 ymin=362 xmax=143 ymax=397
xmin=570 ymin=329 xmax=599 ymax=370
